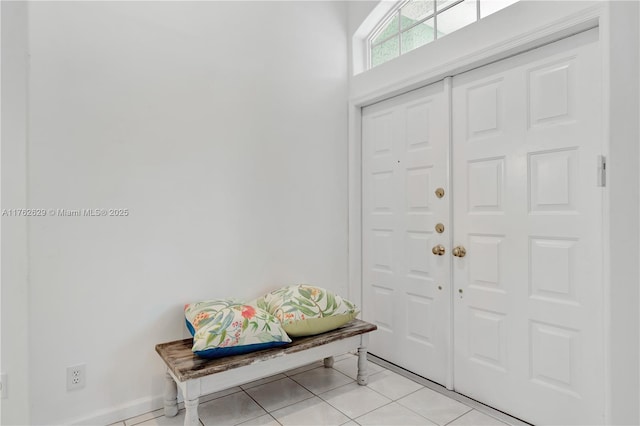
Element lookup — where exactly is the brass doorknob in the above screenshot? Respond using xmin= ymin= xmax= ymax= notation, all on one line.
xmin=432 ymin=245 xmax=445 ymax=256
xmin=452 ymin=246 xmax=466 ymax=258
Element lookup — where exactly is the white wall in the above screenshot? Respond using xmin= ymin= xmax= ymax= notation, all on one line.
xmin=1 ymin=1 xmax=30 ymax=424
xmin=14 ymin=2 xmax=348 ymax=424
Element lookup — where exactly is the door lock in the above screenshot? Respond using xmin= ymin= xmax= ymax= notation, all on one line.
xmin=435 ymin=223 xmax=445 ymax=233
xmin=432 ymin=245 xmax=445 ymax=256
xmin=435 ymin=188 xmax=445 ymax=198
xmin=452 ymin=246 xmax=467 ymax=258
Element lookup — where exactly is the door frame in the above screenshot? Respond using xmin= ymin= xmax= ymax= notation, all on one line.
xmin=348 ymin=2 xmax=639 ymax=424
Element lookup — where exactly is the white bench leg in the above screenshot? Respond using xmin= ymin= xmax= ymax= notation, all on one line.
xmin=357 ymin=347 xmax=369 ymax=385
xmin=323 ymin=356 xmax=334 ymax=368
xmin=164 ymin=370 xmax=179 ymax=417
xmin=184 ymin=397 xmax=200 ymax=426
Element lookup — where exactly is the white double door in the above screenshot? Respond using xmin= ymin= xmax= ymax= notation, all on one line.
xmin=362 ymin=29 xmax=604 ymax=425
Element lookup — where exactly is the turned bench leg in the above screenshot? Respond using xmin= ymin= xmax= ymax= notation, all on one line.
xmin=164 ymin=370 xmax=179 ymax=417
xmin=323 ymin=356 xmax=334 ymax=368
xmin=184 ymin=397 xmax=200 ymax=426
xmin=357 ymin=347 xmax=369 ymax=385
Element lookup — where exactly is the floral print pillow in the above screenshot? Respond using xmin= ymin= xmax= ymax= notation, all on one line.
xmin=185 ymin=299 xmax=291 ymax=359
xmin=184 ymin=298 xmax=245 ymax=336
xmin=256 ymin=285 xmax=359 ymax=337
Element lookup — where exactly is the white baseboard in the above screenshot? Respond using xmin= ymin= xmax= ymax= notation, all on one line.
xmin=68 ymin=394 xmax=166 ymax=426
xmin=65 ymin=383 xmax=246 ymax=425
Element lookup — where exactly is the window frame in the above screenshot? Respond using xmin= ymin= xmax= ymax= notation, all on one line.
xmin=367 ymin=0 xmax=487 ymax=69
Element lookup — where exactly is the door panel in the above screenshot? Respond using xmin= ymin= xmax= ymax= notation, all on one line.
xmin=452 ymin=28 xmax=603 ymax=425
xmin=362 ymin=82 xmax=450 ymax=385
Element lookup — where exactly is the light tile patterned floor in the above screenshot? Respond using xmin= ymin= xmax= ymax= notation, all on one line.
xmin=112 ymin=354 xmax=527 ymax=426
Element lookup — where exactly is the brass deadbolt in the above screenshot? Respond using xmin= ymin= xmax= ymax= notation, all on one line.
xmin=435 ymin=223 xmax=445 ymax=233
xmin=435 ymin=188 xmax=445 ymax=198
xmin=432 ymin=245 xmax=445 ymax=256
xmin=452 ymin=246 xmax=467 ymax=258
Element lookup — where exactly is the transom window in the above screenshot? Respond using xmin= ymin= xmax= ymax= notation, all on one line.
xmin=369 ymin=0 xmax=519 ymax=68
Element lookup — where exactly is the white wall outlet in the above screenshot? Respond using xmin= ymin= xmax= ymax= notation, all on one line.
xmin=66 ymin=364 xmax=86 ymax=391
xmin=1 ymin=373 xmax=7 ymax=399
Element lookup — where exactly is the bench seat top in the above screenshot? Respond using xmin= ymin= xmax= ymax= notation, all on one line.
xmin=156 ymin=319 xmax=377 ymax=382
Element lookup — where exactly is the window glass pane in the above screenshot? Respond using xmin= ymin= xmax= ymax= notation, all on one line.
xmin=436 ymin=0 xmax=462 ymax=12
xmin=480 ymin=0 xmax=519 ymax=18
xmin=437 ymin=0 xmax=477 ymax=37
xmin=368 ymin=0 xmax=519 ymax=70
xmin=401 ymin=1 xmax=435 ymax=29
xmin=373 ymin=14 xmax=400 ymax=45
xmin=401 ymin=18 xmax=435 ymax=53
xmin=371 ymin=35 xmax=400 ymax=67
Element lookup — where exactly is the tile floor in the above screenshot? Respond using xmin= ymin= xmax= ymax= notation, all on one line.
xmin=111 ymin=354 xmax=528 ymax=426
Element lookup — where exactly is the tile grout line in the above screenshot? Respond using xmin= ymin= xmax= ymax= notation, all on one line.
xmin=350 ymin=400 xmax=396 ymax=423
xmin=304 ymin=362 xmax=423 ymax=423
xmin=240 ymin=374 xmax=288 ymax=391
xmin=442 ymin=407 xmax=474 ymax=426
xmin=239 ymin=387 xmax=267 ymax=415
xmin=395 ymin=395 xmax=463 ymax=426
xmin=368 ymin=354 xmax=530 ymax=426
xmin=288 ymin=366 xmax=355 ymax=396
xmin=264 ymin=412 xmax=282 ymax=426
xmin=312 ymin=380 xmax=375 ymax=420
xmin=240 ymin=387 xmax=289 ymax=425
xmin=123 ymin=409 xmax=165 ymax=426
xmin=249 ymin=408 xmax=282 ymax=426
xmin=266 ymin=371 xmax=357 ymax=424
xmin=267 ymin=413 xmax=282 ymax=426
xmin=357 ymin=369 xmax=426 ymax=403
xmin=245 ymin=366 xmax=363 ymax=424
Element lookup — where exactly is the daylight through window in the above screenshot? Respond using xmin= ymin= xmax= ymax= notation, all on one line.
xmin=369 ymin=0 xmax=519 ymax=68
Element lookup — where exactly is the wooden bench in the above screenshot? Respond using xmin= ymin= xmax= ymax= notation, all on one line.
xmin=155 ymin=319 xmax=377 ymax=426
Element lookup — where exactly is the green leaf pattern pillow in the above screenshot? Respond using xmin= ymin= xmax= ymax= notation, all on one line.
xmin=256 ymin=284 xmax=359 ymax=337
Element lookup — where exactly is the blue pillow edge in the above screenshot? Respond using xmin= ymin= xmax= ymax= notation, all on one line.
xmin=193 ymin=341 xmax=289 ymax=359
xmin=185 ymin=319 xmax=196 ymax=336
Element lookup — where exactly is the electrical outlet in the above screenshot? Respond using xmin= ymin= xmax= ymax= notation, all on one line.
xmin=1 ymin=373 xmax=7 ymax=399
xmin=66 ymin=364 xmax=86 ymax=391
